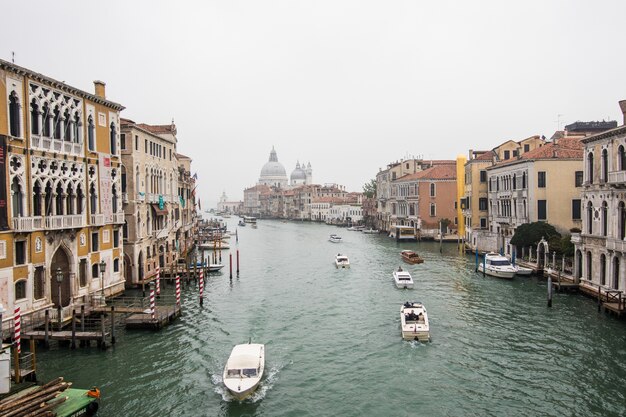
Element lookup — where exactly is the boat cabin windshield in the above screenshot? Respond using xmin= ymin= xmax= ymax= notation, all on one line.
xmin=489 ymin=259 xmax=511 ymax=266
xmin=242 ymin=368 xmax=257 ymax=377
xmin=227 ymin=368 xmax=258 ymax=378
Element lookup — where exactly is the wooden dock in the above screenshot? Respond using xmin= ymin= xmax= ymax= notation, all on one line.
xmin=125 ymin=305 xmax=181 ymax=330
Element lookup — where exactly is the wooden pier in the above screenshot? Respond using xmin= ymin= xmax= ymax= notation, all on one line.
xmin=125 ymin=305 xmax=182 ymax=330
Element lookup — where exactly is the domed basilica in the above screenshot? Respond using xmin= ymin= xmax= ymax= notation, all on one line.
xmin=258 ymin=147 xmax=312 ymax=189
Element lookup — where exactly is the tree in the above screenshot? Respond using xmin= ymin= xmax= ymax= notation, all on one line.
xmin=510 ymin=222 xmax=561 ymax=250
xmin=363 ymin=179 xmax=376 ymax=198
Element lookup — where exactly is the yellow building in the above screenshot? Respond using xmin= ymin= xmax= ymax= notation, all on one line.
xmin=462 ymin=136 xmax=545 ymax=251
xmin=0 ymin=59 xmax=125 ymax=330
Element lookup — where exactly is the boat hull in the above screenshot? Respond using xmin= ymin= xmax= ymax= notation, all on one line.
xmin=224 ymin=380 xmax=261 ymax=401
xmin=515 ymin=267 xmax=533 ymax=276
xmin=478 ymin=265 xmax=515 ymax=279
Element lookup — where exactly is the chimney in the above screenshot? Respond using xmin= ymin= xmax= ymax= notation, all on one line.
xmin=619 ymin=100 xmax=626 ymax=125
xmin=469 ymin=149 xmax=473 ymax=160
xmin=94 ymin=80 xmax=106 ymax=99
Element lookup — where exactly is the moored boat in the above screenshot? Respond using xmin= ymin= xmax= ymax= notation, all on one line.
xmin=400 ymin=301 xmax=430 ymax=342
xmin=362 ymin=228 xmax=379 ymax=234
xmin=401 ymin=250 xmax=424 ymax=264
xmin=514 ymin=265 xmax=533 ymax=276
xmin=478 ymin=252 xmax=516 ymax=279
xmin=393 ymin=267 xmax=414 ymax=289
xmin=223 ymin=343 xmax=265 ymax=401
xmin=335 ymin=254 xmax=350 ymax=268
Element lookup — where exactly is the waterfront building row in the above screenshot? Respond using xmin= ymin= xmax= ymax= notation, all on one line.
xmin=0 ymin=59 xmax=197 ymax=331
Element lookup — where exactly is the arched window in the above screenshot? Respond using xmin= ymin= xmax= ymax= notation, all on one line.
xmin=73 ymin=113 xmax=81 ymax=143
xmin=87 ymin=116 xmax=95 ymax=151
xmin=34 ymin=266 xmax=45 ymax=300
xmin=512 ymin=174 xmax=516 ymax=190
xmin=30 ymin=99 xmax=39 ymax=135
xmin=613 ymin=257 xmax=620 ymax=289
xmin=587 ymin=251 xmax=592 ymax=281
xmin=9 ymin=91 xmax=20 ymax=137
xmin=112 ymin=185 xmax=118 ymax=213
xmin=123 ymin=220 xmax=128 ymax=239
xmin=430 ymin=183 xmax=435 ymax=197
xmin=600 ymin=254 xmax=606 ymax=286
xmin=587 ymin=152 xmax=594 ymax=184
xmin=76 ymin=184 xmax=84 ymax=215
xmin=602 ymin=201 xmax=608 ymax=237
xmin=90 ymin=183 xmax=97 ymax=215
xmin=522 ymin=172 xmax=526 ymax=189
xmin=619 ymin=145 xmax=626 ymax=171
xmin=121 ymin=166 xmax=127 ymax=193
xmin=55 ymin=182 xmax=64 ymax=215
xmin=617 ymin=201 xmax=626 ymax=240
xmin=14 ymin=280 xmax=27 ymax=300
xmin=92 ymin=263 xmax=99 ymax=278
xmin=602 ymin=149 xmax=608 ymax=183
xmin=587 ymin=202 xmax=594 ymax=235
xmin=113 ymin=258 xmax=120 ymax=273
xmin=110 ymin=122 xmax=117 ymax=155
xmin=42 ymin=103 xmax=51 ymax=137
xmin=63 ymin=108 xmax=71 ymax=141
xmin=44 ymin=181 xmax=53 ymax=215
xmin=33 ymin=181 xmax=42 ymax=216
xmin=53 ymin=106 xmax=61 ymax=140
xmin=66 ymin=183 xmax=74 ymax=215
xmin=11 ymin=177 xmax=24 ymax=217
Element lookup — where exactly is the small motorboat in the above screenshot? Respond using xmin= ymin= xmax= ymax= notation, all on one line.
xmin=478 ymin=252 xmax=516 ymax=279
xmin=393 ymin=267 xmax=414 ymax=289
xmin=188 ymin=262 xmax=225 ymax=272
xmin=362 ymin=229 xmax=379 ymax=234
xmin=400 ymin=301 xmax=430 ymax=342
xmin=223 ymin=342 xmax=265 ymax=401
xmin=209 ymin=263 xmax=225 ymax=272
xmin=514 ymin=265 xmax=533 ymax=276
xmin=335 ymin=254 xmax=350 ymax=268
xmin=401 ymin=250 xmax=424 ymax=264
xmin=329 ymin=234 xmax=342 ymax=243
xmin=238 ymin=220 xmax=246 ymax=227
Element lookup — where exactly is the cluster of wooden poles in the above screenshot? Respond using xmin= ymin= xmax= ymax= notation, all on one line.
xmin=0 ymin=378 xmax=71 ymax=417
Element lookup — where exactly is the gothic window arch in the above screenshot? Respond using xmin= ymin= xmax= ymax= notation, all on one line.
xmin=42 ymin=103 xmax=51 ymax=137
xmin=90 ymin=183 xmax=98 ymax=215
xmin=587 ymin=201 xmax=594 ymax=235
xmin=30 ymin=99 xmax=40 ymax=135
xmin=110 ymin=122 xmax=117 ymax=155
xmin=11 ymin=177 xmax=24 ymax=217
xmin=9 ymin=91 xmax=21 ymax=138
xmin=602 ymin=149 xmax=608 ymax=183
xmin=600 ymin=254 xmax=607 ymax=286
xmin=53 ymin=106 xmax=61 ymax=140
xmin=63 ymin=108 xmax=71 ymax=141
xmin=602 ymin=201 xmax=608 ymax=237
xmin=587 ymin=152 xmax=594 ymax=184
xmin=619 ymin=145 xmax=626 ymax=171
xmin=87 ymin=115 xmax=95 ymax=151
xmin=73 ymin=112 xmax=81 ymax=144
xmin=33 ymin=180 xmax=42 ymax=216
xmin=76 ymin=184 xmax=84 ymax=215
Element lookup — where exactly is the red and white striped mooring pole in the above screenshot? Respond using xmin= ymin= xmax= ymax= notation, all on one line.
xmin=155 ymin=266 xmax=161 ymax=297
xmin=149 ymin=285 xmax=156 ymax=320
xmin=199 ymin=269 xmax=204 ymax=305
xmin=14 ymin=307 xmax=21 ymax=354
xmin=175 ymin=275 xmax=181 ymax=306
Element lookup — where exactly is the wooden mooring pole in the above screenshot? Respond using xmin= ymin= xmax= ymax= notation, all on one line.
xmin=71 ymin=309 xmax=76 ymax=349
xmin=111 ymin=306 xmax=116 ymax=345
xmin=547 ymin=276 xmax=553 ymax=308
xmin=44 ymin=309 xmax=49 ymax=348
xmin=229 ymin=253 xmax=233 ymax=280
xmin=237 ymin=249 xmax=240 ymax=277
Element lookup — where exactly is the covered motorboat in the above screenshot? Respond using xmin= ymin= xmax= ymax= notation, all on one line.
xmin=223 ymin=343 xmax=265 ymax=401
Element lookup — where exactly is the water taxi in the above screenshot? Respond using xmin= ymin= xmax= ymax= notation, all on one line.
xmin=223 ymin=343 xmax=265 ymax=401
xmin=335 ymin=254 xmax=350 ymax=268
xmin=329 ymin=234 xmax=342 ymax=243
xmin=393 ymin=267 xmax=414 ymax=289
xmin=478 ymin=252 xmax=516 ymax=279
xmin=401 ymin=250 xmax=424 ymax=264
xmin=400 ymin=301 xmax=430 ymax=342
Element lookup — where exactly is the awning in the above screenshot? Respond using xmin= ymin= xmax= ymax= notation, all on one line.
xmin=151 ymin=204 xmax=169 ymax=216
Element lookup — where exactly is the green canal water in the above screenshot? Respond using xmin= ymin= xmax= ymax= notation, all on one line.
xmin=36 ymin=220 xmax=626 ymax=417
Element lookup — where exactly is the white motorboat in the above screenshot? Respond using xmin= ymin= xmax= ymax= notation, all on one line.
xmin=335 ymin=254 xmax=350 ymax=268
xmin=393 ymin=268 xmax=414 ymax=289
xmin=209 ymin=263 xmax=225 ymax=272
xmin=223 ymin=343 xmax=265 ymax=401
xmin=477 ymin=252 xmax=516 ymax=279
xmin=329 ymin=234 xmax=342 ymax=243
xmin=362 ymin=229 xmax=379 ymax=234
xmin=514 ymin=265 xmax=533 ymax=276
xmin=400 ymin=301 xmax=430 ymax=342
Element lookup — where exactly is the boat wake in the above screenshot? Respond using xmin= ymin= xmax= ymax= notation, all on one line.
xmin=212 ymin=361 xmax=289 ymax=402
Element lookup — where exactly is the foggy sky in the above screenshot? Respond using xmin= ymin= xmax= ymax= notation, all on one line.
xmin=3 ymin=1 xmax=626 ymax=208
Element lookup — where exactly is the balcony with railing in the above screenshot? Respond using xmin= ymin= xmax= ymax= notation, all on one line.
xmin=44 ymin=214 xmax=86 ymax=230
xmin=608 ymin=171 xmax=626 ymax=187
xmin=113 ymin=212 xmax=125 ymax=224
xmin=12 ymin=216 xmax=44 ymax=232
xmin=30 ymin=135 xmax=84 ymax=156
xmin=607 ymin=237 xmax=626 ymax=252
xmin=90 ymin=214 xmax=105 ymax=226
xmin=137 ymin=193 xmax=145 ymax=202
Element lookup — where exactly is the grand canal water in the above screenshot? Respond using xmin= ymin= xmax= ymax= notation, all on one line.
xmin=36 ymin=220 xmax=626 ymax=416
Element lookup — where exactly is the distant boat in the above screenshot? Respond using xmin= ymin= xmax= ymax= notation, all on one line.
xmin=238 ymin=220 xmax=246 ymax=227
xmin=329 ymin=234 xmax=342 ymax=243
xmin=401 ymin=250 xmax=424 ymax=264
xmin=393 ymin=268 xmax=414 ymax=289
xmin=362 ymin=229 xmax=379 ymax=234
xmin=223 ymin=343 xmax=265 ymax=401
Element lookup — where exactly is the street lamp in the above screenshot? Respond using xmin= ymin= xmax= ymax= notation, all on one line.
xmin=99 ymin=260 xmax=106 ymax=303
xmin=55 ymin=268 xmax=63 ymax=330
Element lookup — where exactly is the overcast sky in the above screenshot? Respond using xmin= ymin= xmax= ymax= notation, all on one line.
xmin=4 ymin=1 xmax=626 ymax=207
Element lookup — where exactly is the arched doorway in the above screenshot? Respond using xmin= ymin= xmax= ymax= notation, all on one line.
xmin=587 ymin=251 xmax=593 ymax=281
xmin=50 ymin=247 xmax=72 ymax=307
xmin=575 ymin=249 xmax=583 ymax=281
xmin=124 ymin=253 xmax=133 ymax=287
xmin=137 ymin=251 xmax=144 ymax=283
xmin=600 ymin=254 xmax=606 ymax=286
xmin=537 ymin=239 xmax=548 ymax=270
xmin=613 ymin=256 xmax=620 ymax=289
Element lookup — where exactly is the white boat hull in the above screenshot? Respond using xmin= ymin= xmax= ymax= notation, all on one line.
xmin=400 ymin=303 xmax=430 ymax=342
xmin=515 ymin=266 xmax=533 ymax=276
xmin=223 ymin=343 xmax=265 ymax=401
xmin=478 ymin=264 xmax=515 ymax=279
xmin=393 ymin=271 xmax=414 ymax=289
xmin=335 ymin=262 xmax=350 ymax=268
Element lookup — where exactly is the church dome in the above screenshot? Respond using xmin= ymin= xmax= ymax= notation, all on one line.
xmin=260 ymin=147 xmax=287 ymax=177
xmin=290 ymin=161 xmax=306 ymax=181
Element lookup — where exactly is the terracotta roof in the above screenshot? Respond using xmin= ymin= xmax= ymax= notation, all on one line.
xmin=137 ymin=123 xmax=176 ymax=135
xmin=475 ymin=150 xmax=495 ymax=161
xmin=400 ymin=164 xmax=456 ymax=181
xmin=489 ymin=137 xmax=583 ymax=168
